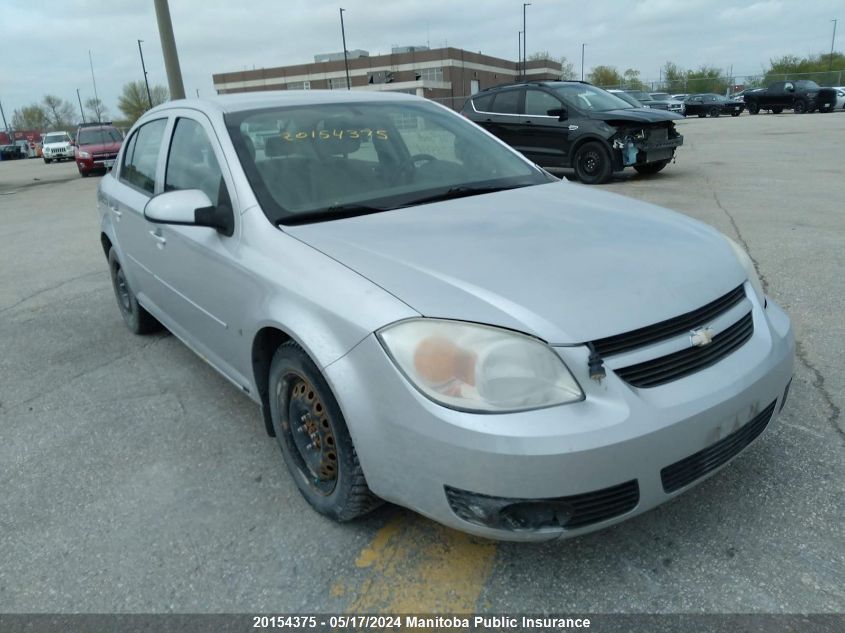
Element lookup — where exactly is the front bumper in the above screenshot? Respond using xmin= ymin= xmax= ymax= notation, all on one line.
xmin=44 ymin=148 xmax=74 ymax=159
xmin=76 ymin=156 xmax=117 ymax=173
xmin=325 ymin=290 xmax=794 ymax=541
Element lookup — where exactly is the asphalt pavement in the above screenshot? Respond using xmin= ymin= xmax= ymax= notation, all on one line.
xmin=0 ymin=111 xmax=843 ymax=613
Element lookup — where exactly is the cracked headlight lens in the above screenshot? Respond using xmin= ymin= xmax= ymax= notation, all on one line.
xmin=725 ymin=236 xmax=765 ymax=305
xmin=378 ymin=319 xmax=583 ymax=413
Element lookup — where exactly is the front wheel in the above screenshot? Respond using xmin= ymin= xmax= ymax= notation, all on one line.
xmin=43 ymin=158 xmax=51 ymax=164
xmin=748 ymin=102 xmax=760 ymax=114
xmin=269 ymin=342 xmax=382 ymax=521
xmin=108 ymin=248 xmax=160 ymax=334
xmin=634 ymin=160 xmax=670 ymax=176
xmin=573 ymin=141 xmax=612 ymax=185
xmin=793 ymin=99 xmax=808 ymax=114
xmin=771 ymin=106 xmax=783 ymax=114
xmin=731 ymin=110 xmax=741 ymax=117
xmin=709 ymin=107 xmax=721 ymax=117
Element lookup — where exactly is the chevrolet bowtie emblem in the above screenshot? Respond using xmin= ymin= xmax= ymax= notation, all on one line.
xmin=690 ymin=327 xmax=715 ymax=347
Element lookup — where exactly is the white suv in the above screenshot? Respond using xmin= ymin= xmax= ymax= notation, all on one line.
xmin=41 ymin=131 xmax=74 ymax=163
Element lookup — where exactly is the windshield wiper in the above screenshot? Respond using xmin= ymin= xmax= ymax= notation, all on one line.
xmin=279 ymin=203 xmax=390 ymax=226
xmin=398 ymin=183 xmax=532 ymax=208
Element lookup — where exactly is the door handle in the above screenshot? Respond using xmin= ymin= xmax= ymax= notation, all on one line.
xmin=110 ymin=206 xmax=122 ymax=217
xmin=148 ymin=230 xmax=166 ymax=247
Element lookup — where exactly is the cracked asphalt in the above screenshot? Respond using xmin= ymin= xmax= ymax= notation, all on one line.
xmin=1 ymin=112 xmax=843 ymax=614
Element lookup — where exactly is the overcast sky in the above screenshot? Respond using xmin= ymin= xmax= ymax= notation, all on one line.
xmin=1 ymin=0 xmax=840 ymax=120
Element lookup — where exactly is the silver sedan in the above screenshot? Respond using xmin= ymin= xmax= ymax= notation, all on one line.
xmin=98 ymin=91 xmax=793 ymax=541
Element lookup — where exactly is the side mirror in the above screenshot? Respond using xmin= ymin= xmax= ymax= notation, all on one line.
xmin=547 ymin=107 xmax=568 ymax=121
xmin=144 ymin=189 xmax=233 ymax=235
xmin=785 ymin=84 xmax=794 ymax=92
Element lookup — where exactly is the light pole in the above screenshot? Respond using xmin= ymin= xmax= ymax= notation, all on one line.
xmin=518 ymin=31 xmax=523 ymax=80
xmin=830 ymin=19 xmax=838 ymax=72
xmin=138 ymin=39 xmax=154 ymax=108
xmin=522 ymin=3 xmax=531 ymax=80
xmin=339 ymin=8 xmax=351 ymax=90
xmin=88 ymin=50 xmax=102 ymax=123
xmin=76 ymin=88 xmax=86 ymax=123
xmin=581 ymin=43 xmax=586 ymax=81
xmin=153 ymin=0 xmax=185 ymax=99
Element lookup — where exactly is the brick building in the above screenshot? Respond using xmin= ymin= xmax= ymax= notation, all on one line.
xmin=212 ymin=46 xmax=562 ymax=110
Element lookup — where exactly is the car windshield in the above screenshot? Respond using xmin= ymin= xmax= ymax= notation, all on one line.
xmin=43 ymin=134 xmax=68 ymax=144
xmin=549 ymin=85 xmax=634 ymax=112
xmin=226 ymin=99 xmax=552 ymax=225
xmin=77 ymin=128 xmax=122 ymax=145
xmin=650 ymin=93 xmax=670 ymax=100
xmin=624 ymin=90 xmax=654 ymax=102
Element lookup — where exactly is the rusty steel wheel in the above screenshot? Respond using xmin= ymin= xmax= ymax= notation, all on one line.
xmin=284 ymin=375 xmax=338 ymax=495
xmin=269 ymin=341 xmax=382 ymax=520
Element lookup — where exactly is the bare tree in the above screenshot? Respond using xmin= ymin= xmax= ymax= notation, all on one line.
xmin=42 ymin=95 xmax=76 ymax=130
xmin=12 ymin=105 xmax=50 ymax=130
xmin=84 ymin=97 xmax=109 ymax=122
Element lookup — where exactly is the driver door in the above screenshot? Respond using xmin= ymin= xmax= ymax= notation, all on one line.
xmin=517 ymin=88 xmax=571 ymax=168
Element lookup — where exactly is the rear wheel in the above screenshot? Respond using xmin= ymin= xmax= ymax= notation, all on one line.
xmin=748 ymin=102 xmax=760 ymax=114
xmin=771 ymin=106 xmax=783 ymax=114
xmin=697 ymin=112 xmax=707 ymax=118
xmin=633 ymin=160 xmax=670 ymax=176
xmin=269 ymin=341 xmax=382 ymax=521
xmin=731 ymin=110 xmax=741 ymax=117
xmin=573 ymin=141 xmax=613 ymax=185
xmin=793 ymin=99 xmax=808 ymax=114
xmin=108 ymin=248 xmax=160 ymax=334
xmin=709 ymin=107 xmax=721 ymax=117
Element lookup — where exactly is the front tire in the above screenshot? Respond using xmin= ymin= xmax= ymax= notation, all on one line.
xmin=573 ymin=141 xmax=612 ymax=185
xmin=748 ymin=102 xmax=760 ymax=114
xmin=709 ymin=107 xmax=721 ymax=117
xmin=634 ymin=160 xmax=670 ymax=176
xmin=771 ymin=106 xmax=783 ymax=114
xmin=43 ymin=158 xmax=51 ymax=164
xmin=269 ymin=341 xmax=382 ymax=521
xmin=108 ymin=248 xmax=160 ymax=334
xmin=793 ymin=99 xmax=808 ymax=114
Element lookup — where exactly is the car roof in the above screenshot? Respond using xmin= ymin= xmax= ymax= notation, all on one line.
xmin=472 ymin=80 xmax=592 ymax=95
xmin=146 ymin=90 xmax=419 ymax=116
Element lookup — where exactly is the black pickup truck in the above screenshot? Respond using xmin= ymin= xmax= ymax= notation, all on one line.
xmin=744 ymin=80 xmax=837 ymax=114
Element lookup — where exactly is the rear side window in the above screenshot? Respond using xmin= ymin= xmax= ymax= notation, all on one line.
xmin=523 ymin=89 xmax=561 ymax=116
xmin=121 ymin=119 xmax=167 ymax=194
xmin=165 ymin=118 xmax=227 ymax=207
xmin=490 ymin=89 xmax=521 ymax=114
xmin=471 ymin=94 xmax=495 ymax=112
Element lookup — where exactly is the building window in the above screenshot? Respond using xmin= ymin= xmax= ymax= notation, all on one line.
xmin=329 ymin=77 xmax=349 ymax=90
xmin=286 ymin=81 xmax=311 ymax=90
xmin=415 ymin=67 xmax=443 ymax=82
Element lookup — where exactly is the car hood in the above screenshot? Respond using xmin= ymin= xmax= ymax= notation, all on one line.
xmin=286 ymin=182 xmax=745 ymax=344
xmin=591 ymin=108 xmax=684 ymax=123
xmin=43 ymin=143 xmax=71 ymax=148
xmin=78 ymin=141 xmax=121 ymax=153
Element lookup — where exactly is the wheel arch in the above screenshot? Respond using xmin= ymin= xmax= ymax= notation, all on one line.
xmin=251 ymin=325 xmax=294 ymax=437
xmin=567 ymin=133 xmax=613 ymax=165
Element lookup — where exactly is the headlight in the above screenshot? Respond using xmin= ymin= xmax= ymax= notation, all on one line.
xmin=78 ymin=151 xmax=91 ymax=159
xmin=377 ymin=319 xmax=583 ymax=413
xmin=724 ymin=236 xmax=765 ymax=305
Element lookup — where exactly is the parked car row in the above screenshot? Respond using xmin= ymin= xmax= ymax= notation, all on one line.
xmin=30 ymin=123 xmax=124 ymax=177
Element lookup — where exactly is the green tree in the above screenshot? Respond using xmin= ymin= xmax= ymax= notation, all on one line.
xmin=685 ymin=66 xmax=728 ymax=94
xmin=763 ymin=51 xmax=845 ymax=86
xmin=623 ymin=68 xmax=645 ymax=90
xmin=42 ymin=95 xmax=76 ymax=130
xmin=11 ymin=104 xmax=50 ymax=130
xmin=587 ymin=65 xmax=623 ymax=87
xmin=118 ymin=81 xmax=169 ymax=125
xmin=661 ymin=61 xmax=686 ymax=93
xmin=84 ymin=97 xmax=109 ymax=122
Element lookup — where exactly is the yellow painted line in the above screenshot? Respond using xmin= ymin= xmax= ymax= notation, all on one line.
xmin=347 ymin=512 xmax=498 ymax=613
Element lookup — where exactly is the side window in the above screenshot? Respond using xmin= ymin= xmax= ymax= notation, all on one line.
xmin=523 ymin=89 xmax=562 ymax=116
xmin=471 ymin=93 xmax=495 ymax=112
xmin=121 ymin=119 xmax=167 ymax=194
xmin=165 ymin=118 xmax=227 ymax=208
xmin=490 ymin=89 xmax=521 ymax=114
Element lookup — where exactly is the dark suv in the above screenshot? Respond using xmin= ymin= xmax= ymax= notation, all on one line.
xmin=461 ymin=81 xmax=684 ymax=184
xmin=74 ymin=122 xmax=124 ymax=177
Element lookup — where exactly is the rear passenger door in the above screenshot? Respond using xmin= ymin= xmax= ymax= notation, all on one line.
xmin=517 ymin=88 xmax=570 ymax=168
xmin=110 ymin=117 xmax=169 ymax=311
xmin=471 ymin=88 xmax=525 ymax=149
